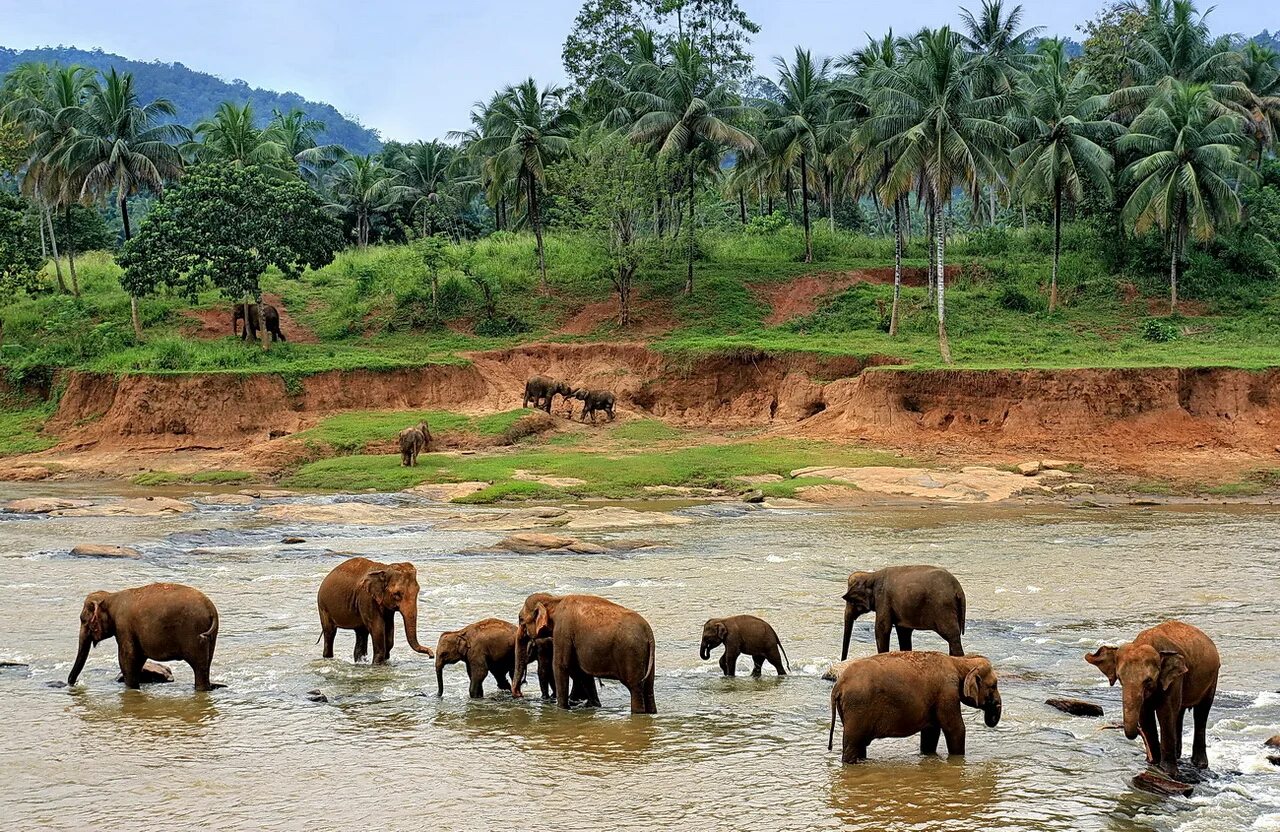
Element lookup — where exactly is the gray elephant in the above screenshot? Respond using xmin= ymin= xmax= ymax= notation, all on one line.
xmin=523 ymin=375 xmax=572 ymax=413
xmin=399 ymin=421 xmax=432 ymax=466
xmin=841 ymin=565 xmax=966 ymax=659
xmin=572 ymin=387 xmax=616 ymax=423
xmin=435 ymin=618 xmax=516 ymax=698
xmin=699 ymin=615 xmax=789 ymax=676
xmin=233 ymin=302 xmax=286 ymax=342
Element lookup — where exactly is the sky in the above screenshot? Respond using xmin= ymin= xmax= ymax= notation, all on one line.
xmin=0 ymin=0 xmax=1270 ymax=142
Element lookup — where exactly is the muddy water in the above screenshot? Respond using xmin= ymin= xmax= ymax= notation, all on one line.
xmin=2 ymin=493 xmax=1278 ymax=831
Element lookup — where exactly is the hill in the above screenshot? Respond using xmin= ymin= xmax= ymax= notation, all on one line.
xmin=0 ymin=45 xmax=382 ymax=155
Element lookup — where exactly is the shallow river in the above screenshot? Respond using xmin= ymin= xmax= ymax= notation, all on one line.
xmin=1 ymin=490 xmax=1278 ymax=831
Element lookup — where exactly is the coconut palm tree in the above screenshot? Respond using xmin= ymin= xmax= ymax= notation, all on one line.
xmin=623 ymin=38 xmax=759 ymax=293
xmin=268 ymin=107 xmax=343 ymax=186
xmin=1010 ymin=40 xmax=1120 ymax=310
xmin=1119 ymin=80 xmax=1254 ymax=312
xmin=55 ymin=68 xmax=187 ymax=337
xmin=188 ymin=102 xmax=292 ymax=178
xmin=861 ymin=27 xmax=1015 ymax=363
xmin=763 ymin=48 xmax=834 ymax=263
xmin=470 ymin=79 xmax=578 ymax=289
xmin=1240 ymin=42 xmax=1280 ymax=168
xmin=387 ymin=140 xmax=459 ymax=237
xmin=325 ymin=153 xmax=410 ymax=247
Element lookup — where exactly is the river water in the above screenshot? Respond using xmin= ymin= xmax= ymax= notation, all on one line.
xmin=1 ymin=490 xmax=1278 ymax=831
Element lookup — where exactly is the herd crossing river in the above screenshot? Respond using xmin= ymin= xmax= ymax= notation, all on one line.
xmin=1 ymin=488 xmax=1278 ymax=831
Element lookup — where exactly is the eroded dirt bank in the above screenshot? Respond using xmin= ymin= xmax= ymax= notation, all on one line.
xmin=13 ymin=345 xmax=1280 ymax=482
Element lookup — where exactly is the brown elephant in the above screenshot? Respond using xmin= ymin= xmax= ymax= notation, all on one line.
xmin=435 ymin=618 xmax=516 ymax=698
xmin=841 ymin=565 xmax=966 ymax=660
xmin=67 ymin=583 xmax=219 ymax=691
xmin=699 ymin=615 xmax=790 ymax=676
xmin=233 ymin=302 xmax=286 ymax=342
xmin=399 ymin=421 xmax=432 ymax=467
xmin=523 ymin=375 xmax=572 ymax=413
xmin=572 ymin=387 xmax=616 ymax=423
xmin=1085 ymin=620 xmax=1220 ymax=776
xmin=512 ymin=592 xmax=656 ymax=714
xmin=828 ymin=651 xmax=1002 ymax=763
xmin=316 ymin=557 xmax=434 ymax=664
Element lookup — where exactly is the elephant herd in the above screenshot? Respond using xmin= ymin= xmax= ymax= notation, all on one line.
xmin=63 ymin=559 xmax=1221 ymax=778
xmin=523 ymin=374 xmax=616 ymax=423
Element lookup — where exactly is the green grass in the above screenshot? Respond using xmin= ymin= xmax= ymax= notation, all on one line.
xmin=130 ymin=470 xmax=254 ymax=486
xmin=282 ymin=438 xmax=909 ymax=496
xmin=0 ymin=403 xmax=56 ymax=456
xmin=294 ymin=408 xmax=534 ymax=453
xmin=606 ymin=419 xmax=688 ymax=443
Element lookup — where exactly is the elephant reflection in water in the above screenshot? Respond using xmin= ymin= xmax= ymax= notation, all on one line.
xmin=68 ymin=686 xmax=220 ymax=734
xmin=827 ymin=758 xmax=1002 ymax=829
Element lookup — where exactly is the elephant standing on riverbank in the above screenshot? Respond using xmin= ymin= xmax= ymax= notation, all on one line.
xmin=841 ymin=565 xmax=966 ymax=659
xmin=1085 ymin=620 xmax=1219 ymax=776
xmin=399 ymin=421 xmax=431 ymax=467
xmin=67 ymin=583 xmax=219 ymax=691
xmin=233 ymin=303 xmax=286 ymax=342
xmin=316 ymin=557 xmax=434 ymax=664
xmin=435 ymin=618 xmax=516 ymax=698
xmin=573 ymin=388 xmax=616 ymax=423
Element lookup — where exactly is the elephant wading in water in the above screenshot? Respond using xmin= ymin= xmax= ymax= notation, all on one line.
xmin=435 ymin=618 xmax=516 ymax=698
xmin=700 ymin=615 xmax=790 ymax=676
xmin=512 ymin=593 xmax=656 ymax=714
xmin=828 ymin=652 xmax=1002 ymax=763
xmin=842 ymin=565 xmax=967 ymax=659
xmin=67 ymin=583 xmax=219 ymax=691
xmin=523 ymin=375 xmax=572 ymax=414
xmin=399 ymin=421 xmax=432 ymax=467
xmin=1085 ymin=620 xmax=1220 ymax=776
xmin=233 ymin=302 xmax=286 ymax=342
xmin=317 ymin=557 xmax=434 ymax=664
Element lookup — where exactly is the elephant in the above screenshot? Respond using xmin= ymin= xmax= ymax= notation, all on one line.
xmin=699 ymin=615 xmax=790 ymax=676
xmin=233 ymin=302 xmax=286 ymax=342
xmin=511 ymin=592 xmax=656 ymax=714
xmin=828 ymin=651 xmax=1002 ymax=763
xmin=67 ymin=583 xmax=219 ymax=691
xmin=316 ymin=557 xmax=434 ymax=664
xmin=532 ymin=636 xmax=598 ymax=704
xmin=435 ymin=618 xmax=517 ymax=698
xmin=523 ymin=375 xmax=572 ymax=413
xmin=572 ymin=387 xmax=616 ymax=423
xmin=841 ymin=565 xmax=966 ymax=660
xmin=1085 ymin=620 xmax=1220 ymax=776
xmin=399 ymin=421 xmax=432 ymax=467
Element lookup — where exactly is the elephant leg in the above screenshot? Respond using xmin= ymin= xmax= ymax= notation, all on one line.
xmin=554 ymin=654 xmax=572 ymax=709
xmin=628 ymin=683 xmax=647 ymax=714
xmin=875 ymin=615 xmax=892 ymax=654
xmin=896 ymin=626 xmax=913 ymax=652
xmin=944 ymin=630 xmax=965 ymax=657
xmin=118 ymin=642 xmax=144 ymax=689
xmin=643 ymin=669 xmax=656 ymax=714
xmin=382 ymin=610 xmax=395 ymax=656
xmin=370 ymin=622 xmax=389 ymax=665
xmin=467 ymin=662 xmax=488 ymax=699
xmin=493 ymin=667 xmax=512 ymax=691
xmin=1156 ymin=700 xmax=1182 ymax=775
xmin=353 ymin=628 xmax=369 ymax=663
xmin=1191 ymin=691 xmax=1213 ymax=769
xmin=841 ymin=721 xmax=869 ymax=764
xmin=570 ymin=671 xmax=599 ymax=707
xmin=192 ymin=635 xmax=215 ymax=692
xmin=320 ymin=611 xmax=337 ymax=659
xmin=1175 ymin=708 xmax=1186 ymax=761
xmin=751 ymin=654 xmax=765 ymax=677
xmin=537 ymin=660 xmax=553 ymax=699
xmin=920 ymin=724 xmax=942 ymax=755
xmin=721 ymin=649 xmax=739 ymax=677
xmin=1138 ymin=705 xmax=1161 ymax=764
xmin=940 ymin=708 xmax=967 ymax=756
xmin=767 ymin=645 xmax=787 ymax=676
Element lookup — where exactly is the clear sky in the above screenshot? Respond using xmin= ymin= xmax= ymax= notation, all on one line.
xmin=0 ymin=0 xmax=1270 ymax=142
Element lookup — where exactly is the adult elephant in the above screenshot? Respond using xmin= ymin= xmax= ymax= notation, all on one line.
xmin=67 ymin=583 xmax=219 ymax=691
xmin=841 ymin=565 xmax=966 ymax=659
xmin=512 ymin=592 xmax=656 ymax=714
xmin=435 ymin=618 xmax=517 ymax=698
xmin=523 ymin=375 xmax=571 ymax=413
xmin=1085 ymin=620 xmax=1219 ymax=776
xmin=399 ymin=421 xmax=432 ymax=467
xmin=317 ymin=557 xmax=434 ymax=664
xmin=233 ymin=303 xmax=286 ymax=342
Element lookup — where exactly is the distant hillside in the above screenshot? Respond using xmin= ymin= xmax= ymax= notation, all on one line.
xmin=0 ymin=46 xmax=382 ymax=155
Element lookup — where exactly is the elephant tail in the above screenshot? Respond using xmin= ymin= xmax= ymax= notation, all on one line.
xmin=779 ymin=642 xmax=791 ymax=673
xmin=956 ymin=593 xmax=967 ymax=635
xmin=199 ymin=610 xmax=219 ymax=644
xmin=828 ymin=694 xmax=837 ymax=751
xmin=645 ymin=636 xmax=656 ymax=684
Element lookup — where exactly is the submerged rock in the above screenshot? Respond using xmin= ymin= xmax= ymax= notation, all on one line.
xmin=1131 ymin=771 xmax=1193 ymax=798
xmin=306 ymin=689 xmax=329 ymax=703
xmin=3 ymin=498 xmax=94 ymax=514
xmin=1046 ymin=698 xmax=1104 ymax=717
xmin=197 ymin=493 xmax=255 ymax=506
xmin=116 ymin=661 xmax=173 ymax=684
xmin=281 ymin=536 xmax=306 ymax=545
xmin=70 ymin=544 xmax=141 ymax=559
xmin=52 ymin=497 xmax=194 ymax=517
xmin=561 ymin=507 xmax=694 ymax=531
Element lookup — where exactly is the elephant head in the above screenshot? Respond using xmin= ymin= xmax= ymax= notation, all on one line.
xmin=841 ymin=572 xmax=877 ymax=660
xmin=434 ymin=630 xmax=468 ymax=696
xmin=68 ymin=591 xmax=114 ymax=685
xmin=1086 ymin=644 xmax=1187 ymax=741
xmin=959 ymin=657 xmax=1002 ymax=728
xmin=359 ymin=564 xmax=433 ymax=657
xmin=699 ymin=619 xmax=728 ymax=660
xmin=511 ymin=593 xmax=558 ymax=699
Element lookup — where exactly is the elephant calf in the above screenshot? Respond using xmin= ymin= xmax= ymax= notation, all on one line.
xmin=399 ymin=421 xmax=432 ymax=467
xmin=829 ymin=652 xmax=1002 ymax=763
xmin=435 ymin=618 xmax=517 ymax=698
xmin=573 ymin=388 xmax=616 ymax=423
xmin=700 ymin=615 xmax=790 ymax=677
xmin=67 ymin=583 xmax=219 ymax=691
xmin=316 ymin=557 xmax=434 ymax=664
xmin=842 ymin=564 xmax=966 ymax=660
xmin=1085 ymin=620 xmax=1219 ymax=776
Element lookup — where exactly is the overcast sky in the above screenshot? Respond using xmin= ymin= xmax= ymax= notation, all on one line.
xmin=1 ymin=0 xmax=1270 ymax=142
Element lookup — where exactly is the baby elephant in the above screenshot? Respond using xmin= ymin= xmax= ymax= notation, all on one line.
xmin=573 ymin=388 xmax=616 ymax=423
xmin=700 ymin=615 xmax=789 ymax=677
xmin=435 ymin=618 xmax=517 ymax=698
xmin=829 ymin=652 xmax=1001 ymax=764
xmin=67 ymin=583 xmax=219 ymax=691
xmin=399 ymin=421 xmax=432 ymax=467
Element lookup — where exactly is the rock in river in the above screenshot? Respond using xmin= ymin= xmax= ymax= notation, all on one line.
xmin=51 ymin=497 xmax=194 ymax=517
xmin=3 ymin=498 xmax=94 ymax=514
xmin=1131 ymin=771 xmax=1193 ymax=798
xmin=70 ymin=544 xmax=142 ymax=559
xmin=1046 ymin=698 xmax=1104 ymax=717
xmin=116 ymin=661 xmax=173 ymax=684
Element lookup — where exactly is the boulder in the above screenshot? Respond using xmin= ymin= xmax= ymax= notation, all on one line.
xmin=434 ymin=506 xmax=568 ymax=531
xmin=3 ymin=498 xmax=93 ymax=514
xmin=561 ymin=507 xmax=694 ymax=531
xmin=741 ymin=490 xmax=766 ymax=504
xmin=1045 ymin=698 xmax=1104 ymax=717
xmin=1131 ymin=771 xmax=1193 ymax=798
xmin=257 ymin=503 xmax=452 ymax=525
xmin=116 ymin=660 xmax=173 ymax=684
xmin=1041 ymin=460 xmax=1075 ymax=471
xmin=404 ymin=481 xmax=490 ymax=502
xmin=490 ymin=533 xmax=650 ymax=555
xmin=0 ymin=464 xmax=53 ymax=481
xmin=52 ymin=497 xmax=194 ymax=517
xmin=70 ymin=544 xmax=141 ymax=559
xmin=1017 ymin=461 xmax=1042 ymax=476
xmin=281 ymin=537 xmax=306 ymax=545
xmin=306 ymin=689 xmax=329 ymax=703
xmin=1264 ymin=734 xmax=1280 ymax=748
xmin=197 ymin=493 xmax=255 ymax=506
xmin=1269 ymin=756 xmax=1280 ymax=768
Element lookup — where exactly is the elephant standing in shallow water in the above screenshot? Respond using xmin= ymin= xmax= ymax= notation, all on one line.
xmin=67 ymin=583 xmax=219 ymax=691
xmin=842 ymin=565 xmax=967 ymax=659
xmin=435 ymin=618 xmax=516 ymax=698
xmin=316 ymin=557 xmax=434 ymax=664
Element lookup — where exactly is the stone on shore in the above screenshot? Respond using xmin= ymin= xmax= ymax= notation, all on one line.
xmin=116 ymin=661 xmax=173 ymax=684
xmin=1046 ymin=698 xmax=1104 ymax=717
xmin=1017 ymin=461 xmax=1042 ymax=476
xmin=1131 ymin=771 xmax=1193 ymax=798
xmin=741 ymin=490 xmax=766 ymax=504
xmin=404 ymin=481 xmax=491 ymax=502
xmin=3 ymin=498 xmax=94 ymax=514
xmin=51 ymin=497 xmax=194 ymax=517
xmin=791 ymin=465 xmax=1049 ymax=503
xmin=0 ymin=464 xmax=53 ymax=481
xmin=70 ymin=544 xmax=142 ymax=559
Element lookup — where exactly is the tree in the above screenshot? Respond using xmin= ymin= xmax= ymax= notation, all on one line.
xmin=325 ymin=154 xmax=410 ymax=246
xmin=1010 ymin=40 xmax=1119 ymax=310
xmin=1077 ymin=2 xmax=1150 ymax=91
xmin=118 ymin=163 xmax=340 ymax=343
xmin=56 ymin=67 xmax=188 ymax=338
xmin=0 ymin=191 xmax=43 ymax=299
xmin=188 ymin=101 xmax=292 ymax=179
xmin=413 ymin=234 xmax=452 ymax=306
xmin=652 ymin=0 xmax=760 ymax=85
xmin=1119 ymin=81 xmax=1254 ymax=311
xmin=387 ymin=140 xmax=460 ymax=237
xmin=1240 ymin=43 xmax=1280 ymax=169
xmin=269 ymin=107 xmax=342 ymax=186
xmin=562 ymin=0 xmax=655 ymax=94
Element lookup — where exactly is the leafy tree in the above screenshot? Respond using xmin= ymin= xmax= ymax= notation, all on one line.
xmin=562 ymin=0 xmax=656 ymax=94
xmin=118 ymin=163 xmax=340 ymax=342
xmin=269 ymin=107 xmax=343 ymax=186
xmin=1077 ymin=2 xmax=1150 ymax=91
xmin=413 ymin=234 xmax=452 ymax=306
xmin=1119 ymin=81 xmax=1255 ymax=311
xmin=0 ymin=191 xmax=43 ymax=300
xmin=0 ymin=117 xmax=27 ymax=176
xmin=652 ymin=0 xmax=760 ymax=84
xmin=387 ymin=140 xmax=462 ymax=237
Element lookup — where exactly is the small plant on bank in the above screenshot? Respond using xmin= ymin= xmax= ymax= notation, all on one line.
xmin=1141 ymin=317 xmax=1180 ymax=342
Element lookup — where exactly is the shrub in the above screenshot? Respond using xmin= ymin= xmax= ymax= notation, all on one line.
xmin=998 ymin=286 xmax=1037 ymax=313
xmin=1141 ymin=318 xmax=1180 ymax=342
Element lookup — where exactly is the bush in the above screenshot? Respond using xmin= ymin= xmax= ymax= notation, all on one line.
xmin=998 ymin=286 xmax=1037 ymax=313
xmin=474 ymin=313 xmax=530 ymax=337
xmin=744 ymin=212 xmax=789 ymax=235
xmin=1141 ymin=318 xmax=1180 ymax=342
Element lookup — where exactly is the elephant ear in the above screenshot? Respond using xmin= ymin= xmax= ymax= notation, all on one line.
xmin=533 ymin=603 xmax=552 ymax=638
xmin=1085 ymin=646 xmax=1119 ymax=685
xmin=1158 ymin=650 xmax=1188 ymax=691
xmin=361 ymin=569 xmax=391 ymax=606
xmin=715 ymin=621 xmax=728 ymax=640
xmin=963 ymin=665 xmax=984 ymax=701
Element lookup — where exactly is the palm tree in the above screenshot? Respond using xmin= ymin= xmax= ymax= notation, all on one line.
xmin=764 ymin=48 xmax=834 ymax=263
xmin=1010 ymin=40 xmax=1120 ymax=310
xmin=861 ymin=27 xmax=1015 ymax=363
xmin=1240 ymin=43 xmax=1280 ymax=169
xmin=188 ymin=101 xmax=292 ymax=178
xmin=268 ymin=107 xmax=342 ymax=186
xmin=471 ymin=79 xmax=578 ymax=289
xmin=623 ymin=38 xmax=758 ymax=293
xmin=55 ymin=68 xmax=187 ymax=337
xmin=326 ymin=154 xmax=410 ymax=247
xmin=388 ymin=140 xmax=458 ymax=237
xmin=1119 ymin=81 xmax=1254 ymax=312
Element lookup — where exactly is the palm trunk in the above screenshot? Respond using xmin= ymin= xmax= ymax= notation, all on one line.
xmin=656 ymin=194 xmax=664 ymax=238
xmin=529 ymin=172 xmax=547 ymax=291
xmin=685 ymin=158 xmax=696 ymax=295
xmin=936 ymin=199 xmax=952 ymax=365
xmin=800 ymin=153 xmax=813 ymax=263
xmin=826 ymin=172 xmax=835 ymax=232
xmin=890 ymin=196 xmax=903 ymax=337
xmin=44 ymin=204 xmax=68 ymax=294
xmin=738 ymin=190 xmax=746 ymax=225
xmin=120 ymin=195 xmax=143 ymax=341
xmin=1050 ymin=187 xmax=1061 ymax=312
xmin=925 ymin=193 xmax=936 ymax=304
xmin=65 ymin=207 xmax=81 ymax=298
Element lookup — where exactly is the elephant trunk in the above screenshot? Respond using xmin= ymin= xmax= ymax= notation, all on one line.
xmin=436 ymin=660 xmax=445 ymax=697
xmin=511 ymin=633 xmax=529 ymax=699
xmin=401 ymin=602 xmax=432 ymax=656
xmin=1122 ymin=689 xmax=1143 ymax=740
xmin=984 ymin=702 xmax=1002 ymax=728
xmin=699 ymin=641 xmax=710 ymax=661
xmin=68 ymin=626 xmax=91 ymax=685
xmin=841 ymin=604 xmax=856 ymax=661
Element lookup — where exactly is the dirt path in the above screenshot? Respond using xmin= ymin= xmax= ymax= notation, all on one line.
xmin=179 ymin=293 xmax=318 ymax=343
xmin=754 ymin=268 xmax=939 ymax=326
